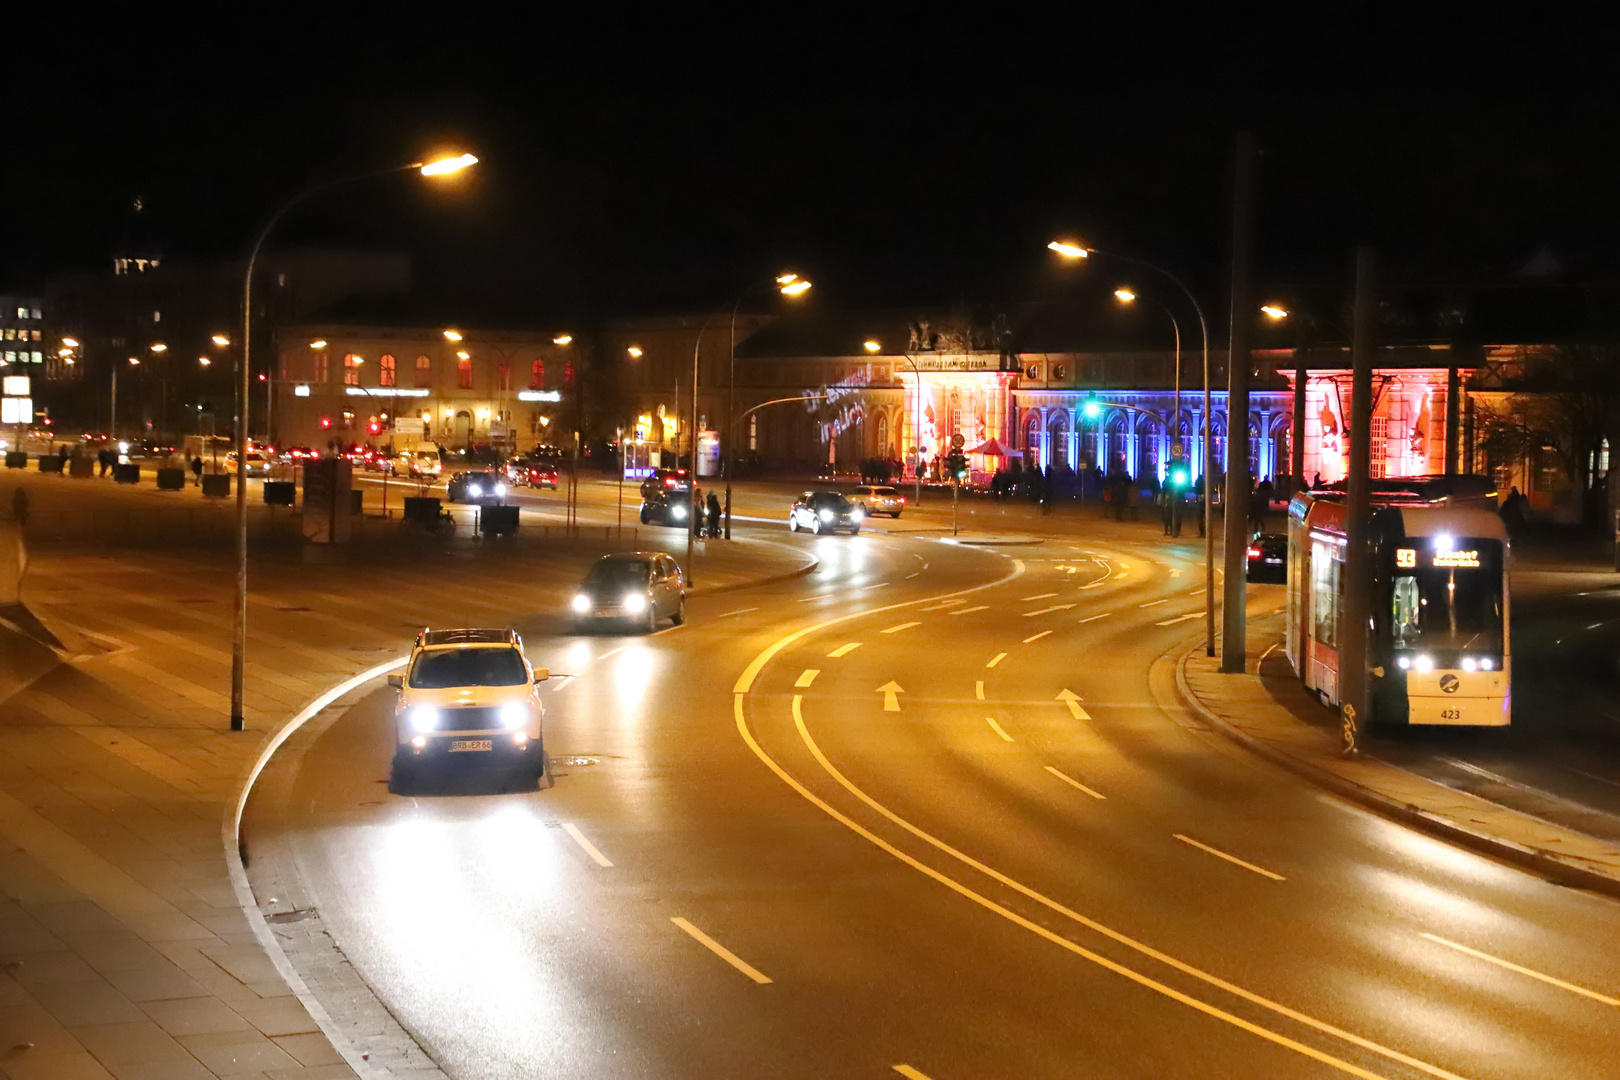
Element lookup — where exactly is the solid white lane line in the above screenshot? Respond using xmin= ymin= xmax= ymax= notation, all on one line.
xmin=1023 ymin=604 xmax=1076 ymax=616
xmin=599 ymin=646 xmax=626 ymax=660
xmin=1156 ymin=612 xmax=1205 ymax=626
xmin=1023 ymin=631 xmax=1053 ymax=643
xmin=1079 ymin=612 xmax=1113 ymax=624
xmin=986 ymin=718 xmax=1014 ymax=742
xmin=865 ymin=582 xmax=889 ymax=590
xmin=881 ymin=621 xmax=921 ymax=634
xmin=561 ymin=823 xmax=613 ymax=867
xmin=986 ymin=652 xmax=1006 ymax=668
xmin=719 ymin=608 xmax=759 ymax=617
xmin=1045 ymin=766 xmax=1106 ymax=800
xmin=1022 ymin=592 xmax=1059 ymax=600
xmin=947 ymin=605 xmax=989 ymax=615
xmin=795 ymin=669 xmax=820 ymax=688
xmin=1139 ymin=599 xmax=1169 ymax=608
xmin=827 ymin=642 xmax=862 ymax=658
xmin=975 ymin=680 xmax=985 ymax=700
xmin=550 ymin=675 xmax=575 ymax=691
xmin=1080 ymin=581 xmax=1108 ymax=590
xmin=652 ymin=624 xmax=685 ymax=636
xmin=1420 ymin=933 xmax=1620 ymax=1006
xmin=670 ymin=918 xmax=772 ymax=984
xmin=1174 ymin=834 xmax=1286 ymax=881
xmin=796 ymin=594 xmax=837 ymax=602
xmin=893 ymin=1067 xmax=933 ymax=1080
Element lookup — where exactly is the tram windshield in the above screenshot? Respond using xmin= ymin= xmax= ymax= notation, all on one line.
xmin=1389 ymin=539 xmax=1504 ymax=654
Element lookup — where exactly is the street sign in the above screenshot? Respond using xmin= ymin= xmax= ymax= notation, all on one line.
xmin=1170 ymin=440 xmax=1185 ymax=458
xmin=950 ymin=433 xmax=965 ymax=450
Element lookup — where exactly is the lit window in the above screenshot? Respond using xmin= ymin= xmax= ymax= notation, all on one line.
xmin=29 ymin=309 xmax=40 ymax=320
xmin=31 ymin=329 xmax=40 ymax=341
xmin=749 ymin=414 xmax=758 ymax=451
xmin=2 ymin=329 xmax=12 ymax=340
xmin=457 ymin=357 xmax=473 ymax=389
xmin=31 ymin=352 xmax=41 ymax=364
xmin=379 ymin=354 xmax=396 ymax=387
xmin=153 ymin=309 xmax=161 ymax=323
xmin=15 ymin=307 xmax=25 ymax=318
xmin=313 ymin=352 xmax=328 ymax=383
xmin=343 ymin=354 xmax=361 ymax=386
xmin=415 ymin=355 xmax=431 ymax=388
xmin=530 ymin=358 xmax=545 ymax=388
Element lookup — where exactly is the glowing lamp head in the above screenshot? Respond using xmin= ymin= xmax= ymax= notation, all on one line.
xmin=1114 ymin=288 xmax=1136 ymax=304
xmin=442 ymin=329 xmax=463 ymax=341
xmin=211 ymin=334 xmax=230 ymax=346
xmin=148 ymin=342 xmax=166 ymax=353
xmin=60 ymin=337 xmax=78 ymax=348
xmin=1048 ymin=240 xmax=1089 ymax=259
xmin=627 ymin=345 xmax=643 ymax=359
xmin=1261 ymin=304 xmax=1289 ymax=321
xmin=419 ymin=153 xmax=478 ymax=177
xmin=780 ymin=279 xmax=812 ymax=297
xmin=310 ymin=339 xmax=327 ymax=350
xmin=863 ymin=340 xmax=881 ymax=353
xmin=553 ymin=334 xmax=573 ymax=346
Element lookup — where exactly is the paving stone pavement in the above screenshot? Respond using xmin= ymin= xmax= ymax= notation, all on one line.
xmin=0 ymin=531 xmax=812 ymax=1080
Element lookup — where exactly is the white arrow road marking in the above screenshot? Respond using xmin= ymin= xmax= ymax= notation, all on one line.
xmin=1169 ymin=568 xmax=1183 ymax=577
xmin=827 ymin=642 xmax=862 ymax=657
xmin=1156 ymin=612 xmax=1205 ymax=626
xmin=878 ymin=681 xmax=904 ymax=711
xmin=1057 ymin=689 xmax=1090 ymax=720
xmin=795 ymin=669 xmax=819 ymax=688
xmin=1044 ymin=766 xmax=1106 ymax=800
xmin=1023 ymin=604 xmax=1077 ymax=616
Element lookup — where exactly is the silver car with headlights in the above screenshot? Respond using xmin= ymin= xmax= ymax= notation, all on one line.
xmin=570 ymin=552 xmax=685 ymax=633
xmin=388 ymin=628 xmax=547 ymax=779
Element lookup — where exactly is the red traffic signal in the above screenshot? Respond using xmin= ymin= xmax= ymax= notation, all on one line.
xmin=319 ymin=417 xmax=332 ymax=430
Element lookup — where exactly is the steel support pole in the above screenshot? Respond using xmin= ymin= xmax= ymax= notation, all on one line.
xmin=1341 ymin=247 xmax=1377 ymax=750
xmin=1291 ymin=352 xmax=1307 ymax=494
xmin=1220 ymin=133 xmax=1256 ymax=673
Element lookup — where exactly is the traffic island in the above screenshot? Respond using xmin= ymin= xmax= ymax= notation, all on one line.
xmin=1173 ymin=618 xmax=1620 ymax=899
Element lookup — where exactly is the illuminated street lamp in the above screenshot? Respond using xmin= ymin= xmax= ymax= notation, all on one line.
xmin=863 ymin=340 xmax=881 ymax=353
xmin=61 ymin=337 xmax=79 ymax=348
xmin=1051 ymin=237 xmax=1214 ymax=654
xmin=1114 ymin=284 xmax=1184 ymax=516
xmin=212 ymin=334 xmax=231 ymax=347
xmin=1261 ymin=304 xmax=1289 ymax=321
xmin=229 ymin=150 xmax=480 ymax=731
xmin=553 ymin=334 xmax=573 ymax=346
xmin=627 ymin=345 xmax=644 ymax=359
xmin=443 ymin=329 xmax=463 ymax=342
xmin=199 ymin=357 xmax=212 ymax=367
xmin=310 ymin=339 xmax=327 ymax=350
xmin=149 ymin=342 xmax=167 ymax=353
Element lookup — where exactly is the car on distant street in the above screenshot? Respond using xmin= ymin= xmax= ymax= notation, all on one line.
xmin=569 ymin=552 xmax=685 ymax=632
xmin=848 ymin=484 xmax=905 ymax=517
xmin=283 ymin=445 xmax=320 ymax=464
xmin=224 ymin=451 xmax=270 ymax=477
xmin=508 ymin=458 xmax=559 ymax=489
xmin=638 ymin=469 xmax=693 ymax=527
xmin=788 ymin=490 xmax=863 ymax=535
xmin=1246 ymin=532 xmax=1287 ymax=583
xmin=388 ymin=627 xmax=546 ymax=782
xmin=397 ymin=444 xmax=444 ymax=479
xmin=447 ymin=471 xmax=507 ymax=504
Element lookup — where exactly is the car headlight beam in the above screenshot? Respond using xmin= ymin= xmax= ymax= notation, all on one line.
xmin=819 ymin=509 xmax=834 ymax=521
xmin=409 ymin=705 xmax=439 ymax=733
xmin=571 ymin=593 xmax=591 ymax=613
xmin=499 ymin=702 xmax=527 ymax=730
xmin=623 ymin=592 xmax=647 ymax=612
xmin=469 ymin=484 xmax=482 ymax=496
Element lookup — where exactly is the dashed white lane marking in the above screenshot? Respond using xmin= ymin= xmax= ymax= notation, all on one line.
xmin=865 ymin=582 xmax=889 ymax=590
xmin=796 ymin=594 xmax=837 ymax=602
xmin=1139 ymin=599 xmax=1169 ymax=608
xmin=550 ymin=675 xmax=575 ymax=691
xmin=919 ymin=599 xmax=968 ymax=611
xmin=561 ymin=823 xmax=613 ymax=867
xmin=1023 ymin=604 xmax=1077 ymax=616
xmin=1156 ymin=612 xmax=1205 ymax=626
xmin=1022 ymin=592 xmax=1059 ymax=601
xmin=1079 ymin=613 xmax=1113 ymax=624
xmin=1023 ymin=631 xmax=1053 ymax=644
xmin=599 ymin=647 xmax=626 ymax=659
xmin=652 ymin=624 xmax=686 ymax=636
xmin=986 ymin=717 xmax=1015 ymax=742
xmin=975 ymin=680 xmax=985 ymax=700
xmin=1419 ymin=933 xmax=1620 ymax=1006
xmin=828 ymin=642 xmax=862 ymax=658
xmin=1045 ymin=766 xmax=1106 ymax=799
xmin=795 ymin=669 xmax=820 ymax=688
xmin=1080 ymin=582 xmax=1108 ymax=590
xmin=986 ymin=652 xmax=1007 ymax=668
xmin=1174 ymin=834 xmax=1286 ymax=881
xmin=905 ymin=572 xmax=921 ymax=579
xmin=670 ymin=918 xmax=772 ymax=984
xmin=719 ymin=608 xmax=759 ymax=617
xmin=881 ymin=621 xmax=921 ymax=634
xmin=947 ymin=605 xmax=989 ymax=616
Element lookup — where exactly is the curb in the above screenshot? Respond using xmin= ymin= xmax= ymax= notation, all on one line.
xmin=686 ymin=541 xmax=818 ymax=596
xmin=1171 ymin=645 xmax=1620 ymax=901
xmin=223 ymin=658 xmax=408 ymax=1080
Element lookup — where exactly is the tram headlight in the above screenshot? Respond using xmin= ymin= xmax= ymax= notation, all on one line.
xmin=1414 ymin=654 xmax=1434 ymax=673
xmin=1462 ymin=657 xmax=1478 ymax=672
xmin=1480 ymin=658 xmax=1494 ymax=671
xmin=1396 ymin=655 xmax=1411 ymax=670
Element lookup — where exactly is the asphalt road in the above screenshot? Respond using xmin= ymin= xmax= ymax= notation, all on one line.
xmin=243 ymin=519 xmax=1620 ymax=1080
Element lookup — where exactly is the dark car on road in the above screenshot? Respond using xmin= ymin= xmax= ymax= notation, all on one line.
xmin=1246 ymin=532 xmax=1287 ymax=583
xmin=569 ymin=552 xmax=686 ymax=632
xmin=788 ymin=490 xmax=863 ymax=535
xmin=639 ymin=469 xmax=693 ymax=527
xmin=447 ymin=471 xmax=508 ymax=505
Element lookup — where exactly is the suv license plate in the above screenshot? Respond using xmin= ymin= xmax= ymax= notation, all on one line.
xmin=450 ymin=739 xmax=493 ymax=752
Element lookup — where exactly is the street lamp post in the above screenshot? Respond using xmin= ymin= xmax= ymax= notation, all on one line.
xmin=688 ymin=274 xmax=811 ymax=585
xmin=1051 ymin=240 xmax=1215 ymax=655
xmin=1115 ymin=287 xmax=1185 ymax=533
xmin=229 ymin=152 xmax=477 ymax=732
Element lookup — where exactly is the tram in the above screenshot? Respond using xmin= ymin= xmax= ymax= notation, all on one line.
xmin=1285 ymin=476 xmax=1510 ymax=727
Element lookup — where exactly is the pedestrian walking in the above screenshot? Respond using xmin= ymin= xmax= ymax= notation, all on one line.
xmin=191 ymin=456 xmax=204 ymax=486
xmin=706 ymin=490 xmax=722 ymax=538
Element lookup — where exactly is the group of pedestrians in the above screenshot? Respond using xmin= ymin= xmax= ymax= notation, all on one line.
xmin=691 ymin=487 xmax=725 ymax=538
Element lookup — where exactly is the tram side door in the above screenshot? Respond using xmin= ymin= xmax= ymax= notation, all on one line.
xmin=1306 ymin=535 xmax=1343 ymax=704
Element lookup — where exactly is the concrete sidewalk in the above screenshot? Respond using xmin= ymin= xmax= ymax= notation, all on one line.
xmin=0 ymin=534 xmax=812 ymax=1080
xmin=1176 ymin=614 xmax=1620 ymax=899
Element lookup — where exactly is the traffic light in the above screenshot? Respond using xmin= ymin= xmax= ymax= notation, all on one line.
xmin=1082 ymin=395 xmax=1102 ymax=420
xmin=319 ymin=416 xmax=332 ymax=430
xmin=1167 ymin=458 xmax=1190 ymax=490
xmin=946 ymin=452 xmax=969 ymax=481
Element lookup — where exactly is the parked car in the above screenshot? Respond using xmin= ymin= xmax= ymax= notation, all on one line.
xmin=1246 ymin=532 xmax=1287 ymax=583
xmin=788 ymin=491 xmax=863 ymax=535
xmin=848 ymin=484 xmax=905 ymax=517
xmin=447 ymin=471 xmax=507 ymax=504
xmin=388 ymin=627 xmax=546 ymax=782
xmin=569 ymin=552 xmax=685 ymax=632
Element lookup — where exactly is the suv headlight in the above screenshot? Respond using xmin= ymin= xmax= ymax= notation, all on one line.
xmin=495 ymin=483 xmax=507 ymax=496
xmin=571 ymin=593 xmax=591 ymax=613
xmin=499 ymin=702 xmax=527 ymax=730
xmin=623 ymin=592 xmax=647 ymax=612
xmin=819 ymin=509 xmax=834 ymax=521
xmin=469 ymin=483 xmax=483 ymax=496
xmin=672 ymin=504 xmax=687 ymax=519
xmin=408 ymin=705 xmax=439 ymax=733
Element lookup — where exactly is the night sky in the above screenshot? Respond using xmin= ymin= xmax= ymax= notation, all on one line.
xmin=9 ymin=15 xmax=1619 ymax=318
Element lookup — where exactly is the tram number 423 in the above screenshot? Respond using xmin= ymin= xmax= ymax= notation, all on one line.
xmin=1439 ymin=708 xmax=1462 ymax=721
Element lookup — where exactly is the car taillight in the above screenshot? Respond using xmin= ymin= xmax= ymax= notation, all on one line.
xmin=1246 ymin=547 xmax=1261 ymax=558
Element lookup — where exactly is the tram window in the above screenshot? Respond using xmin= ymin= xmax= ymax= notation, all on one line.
xmin=1311 ymin=540 xmax=1339 ymax=648
xmin=1389 ymin=558 xmax=1503 ymax=653
xmin=1391 ymin=576 xmax=1421 ymax=648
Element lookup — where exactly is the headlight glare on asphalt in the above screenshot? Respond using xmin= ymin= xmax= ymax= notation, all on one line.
xmin=819 ymin=509 xmax=834 ymax=521
xmin=571 ymin=593 xmax=591 ymax=613
xmin=623 ymin=592 xmax=647 ymax=612
xmin=499 ymin=702 xmax=527 ymax=729
xmin=409 ymin=705 xmax=439 ymax=733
